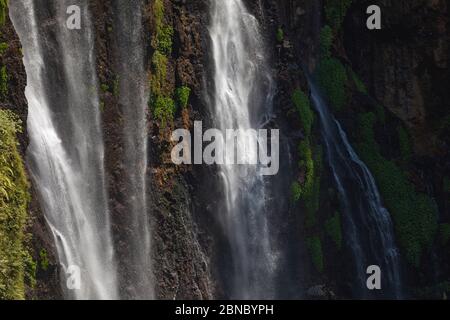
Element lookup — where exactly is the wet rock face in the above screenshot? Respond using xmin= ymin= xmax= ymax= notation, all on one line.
xmin=0 ymin=5 xmax=62 ymax=300
xmin=344 ymin=0 xmax=450 ymax=155
xmin=92 ymin=0 xmax=215 ymax=299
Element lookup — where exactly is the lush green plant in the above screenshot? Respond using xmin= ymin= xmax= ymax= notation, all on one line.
xmin=306 ymin=235 xmax=324 ymax=273
xmin=149 ymin=49 xmax=173 ymax=128
xmin=39 ymin=249 xmax=49 ymax=271
xmin=0 ymin=42 xmax=8 ymax=55
xmin=23 ymin=248 xmax=36 ymax=290
xmin=154 ymin=0 xmax=164 ymax=30
xmin=350 ymin=69 xmax=367 ymax=94
xmin=0 ymin=109 xmax=31 ymax=299
xmin=439 ymin=223 xmax=450 ymax=246
xmin=0 ymin=65 xmax=8 ymax=98
xmin=153 ymin=96 xmax=175 ymax=128
xmin=356 ymin=112 xmax=438 ymax=267
xmin=100 ymin=83 xmax=109 ymax=93
xmin=150 ymin=51 xmax=168 ymax=100
xmin=152 ymin=0 xmax=173 ymax=54
xmin=0 ymin=0 xmax=7 ymax=26
xmin=276 ymin=27 xmax=284 ymax=43
xmin=291 ymin=181 xmax=301 ymax=203
xmin=176 ymin=86 xmax=191 ymax=109
xmin=325 ymin=212 xmax=342 ymax=250
xmin=296 ymin=141 xmax=322 ymax=229
xmin=292 ymin=89 xmax=314 ymax=137
xmin=298 ymin=140 xmax=314 ymax=193
xmin=324 ymin=0 xmax=353 ymax=29
xmin=149 ymin=0 xmax=176 ymax=129
xmin=315 ymin=57 xmax=348 ymax=112
xmin=157 ymin=25 xmax=173 ymax=55
xmin=319 ymin=25 xmax=333 ymax=58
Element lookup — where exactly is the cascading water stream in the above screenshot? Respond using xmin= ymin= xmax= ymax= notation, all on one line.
xmin=112 ymin=0 xmax=153 ymax=299
xmin=10 ymin=0 xmax=117 ymax=299
xmin=209 ymin=0 xmax=278 ymax=299
xmin=307 ymin=77 xmax=402 ymax=298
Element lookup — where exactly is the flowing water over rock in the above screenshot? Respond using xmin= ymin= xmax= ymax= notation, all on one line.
xmin=112 ymin=0 xmax=153 ymax=300
xmin=10 ymin=0 xmax=117 ymax=299
xmin=308 ymin=78 xmax=402 ymax=299
xmin=209 ymin=0 xmax=278 ymax=299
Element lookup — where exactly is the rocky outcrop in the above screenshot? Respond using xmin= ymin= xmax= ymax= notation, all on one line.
xmin=344 ymin=0 xmax=449 ymax=156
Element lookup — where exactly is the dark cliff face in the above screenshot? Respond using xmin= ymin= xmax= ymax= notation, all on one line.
xmin=318 ymin=0 xmax=450 ymax=296
xmin=91 ymin=0 xmax=215 ymax=299
xmin=344 ymin=0 xmax=449 ymax=157
xmin=2 ymin=0 xmax=449 ymax=299
xmin=256 ymin=0 xmax=450 ymax=297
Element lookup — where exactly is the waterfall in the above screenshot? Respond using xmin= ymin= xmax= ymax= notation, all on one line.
xmin=10 ymin=0 xmax=118 ymax=299
xmin=209 ymin=0 xmax=278 ymax=299
xmin=112 ymin=0 xmax=153 ymax=299
xmin=308 ymin=78 xmax=402 ymax=298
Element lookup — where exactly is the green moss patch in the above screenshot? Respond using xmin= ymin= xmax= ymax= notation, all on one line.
xmin=315 ymin=57 xmax=348 ymax=112
xmin=325 ymin=212 xmax=342 ymax=250
xmin=292 ymin=89 xmax=314 ymax=137
xmin=306 ymin=235 xmax=324 ymax=273
xmin=0 ymin=109 xmax=32 ymax=299
xmin=175 ymin=86 xmax=190 ymax=109
xmin=356 ymin=112 xmax=438 ymax=267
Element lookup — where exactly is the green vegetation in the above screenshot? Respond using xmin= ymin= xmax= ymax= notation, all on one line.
xmin=291 ymin=181 xmax=301 ymax=203
xmin=295 ymin=141 xmax=322 ymax=229
xmin=325 ymin=212 xmax=342 ymax=250
xmin=298 ymin=141 xmax=314 ymax=195
xmin=316 ymin=3 xmax=352 ymax=113
xmin=306 ymin=236 xmax=324 ymax=273
xmin=439 ymin=224 xmax=450 ymax=246
xmin=324 ymin=0 xmax=353 ymax=30
xmin=153 ymin=96 xmax=175 ymax=128
xmin=315 ymin=57 xmax=348 ymax=112
xmin=350 ymin=69 xmax=367 ymax=94
xmin=319 ymin=25 xmax=333 ymax=58
xmin=153 ymin=0 xmax=173 ymax=55
xmin=175 ymin=86 xmax=191 ymax=109
xmin=356 ymin=112 xmax=438 ymax=267
xmin=0 ymin=0 xmax=7 ymax=26
xmin=0 ymin=42 xmax=8 ymax=55
xmin=292 ymin=89 xmax=314 ymax=137
xmin=276 ymin=27 xmax=284 ymax=43
xmin=157 ymin=25 xmax=174 ymax=55
xmin=39 ymin=249 xmax=49 ymax=271
xmin=290 ymin=88 xmax=322 ymax=228
xmin=24 ymin=251 xmax=36 ymax=290
xmin=100 ymin=83 xmax=109 ymax=93
xmin=149 ymin=0 xmax=175 ymax=128
xmin=0 ymin=65 xmax=8 ymax=98
xmin=0 ymin=109 xmax=31 ymax=299
xmin=151 ymin=51 xmax=168 ymax=96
